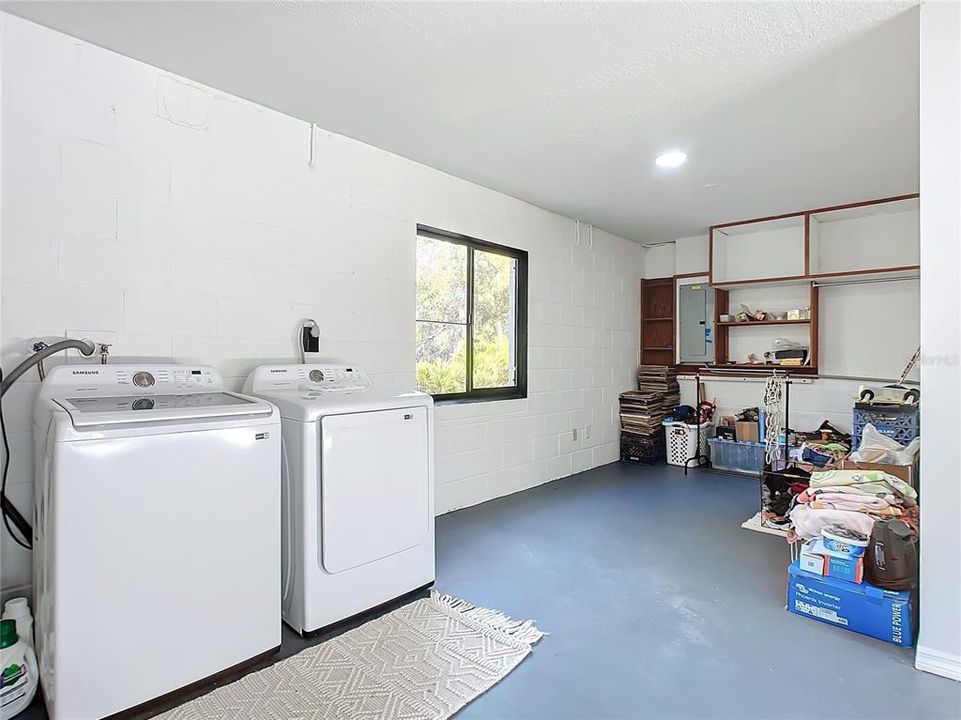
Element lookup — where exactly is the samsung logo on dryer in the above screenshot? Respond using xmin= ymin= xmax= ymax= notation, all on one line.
xmin=71 ymin=370 xmax=100 ymax=375
xmin=269 ymin=369 xmax=288 ymax=373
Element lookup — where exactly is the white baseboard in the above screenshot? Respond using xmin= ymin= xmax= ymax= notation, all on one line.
xmin=916 ymin=645 xmax=961 ymax=682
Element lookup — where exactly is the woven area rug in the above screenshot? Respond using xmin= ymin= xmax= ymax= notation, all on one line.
xmin=156 ymin=592 xmax=545 ymax=720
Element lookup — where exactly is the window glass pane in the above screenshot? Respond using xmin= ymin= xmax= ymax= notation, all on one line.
xmin=472 ymin=250 xmax=516 ymax=389
xmin=415 ymin=321 xmax=467 ymax=395
xmin=416 ymin=235 xmax=468 ymax=323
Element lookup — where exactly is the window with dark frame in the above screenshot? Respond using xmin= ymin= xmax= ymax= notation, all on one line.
xmin=415 ymin=225 xmax=528 ymax=402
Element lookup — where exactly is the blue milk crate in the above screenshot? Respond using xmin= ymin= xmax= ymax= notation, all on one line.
xmin=852 ymin=404 xmax=919 ymax=448
xmin=707 ymin=438 xmax=765 ymax=475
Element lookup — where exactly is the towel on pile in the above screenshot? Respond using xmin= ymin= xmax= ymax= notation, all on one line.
xmin=790 ymin=505 xmax=877 ymax=540
xmin=808 ymin=493 xmax=899 ymax=514
xmin=789 ymin=469 xmax=916 ymax=540
xmin=808 ymin=469 xmax=917 ymax=500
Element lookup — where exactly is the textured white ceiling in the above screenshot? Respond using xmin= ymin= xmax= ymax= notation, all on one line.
xmin=2 ymin=1 xmax=920 ymax=242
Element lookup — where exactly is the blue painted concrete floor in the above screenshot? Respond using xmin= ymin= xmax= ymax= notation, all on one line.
xmin=20 ymin=462 xmax=961 ymax=719
xmin=438 ymin=463 xmax=961 ymax=719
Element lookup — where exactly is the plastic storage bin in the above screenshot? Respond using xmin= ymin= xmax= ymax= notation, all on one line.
xmin=852 ymin=404 xmax=919 ymax=448
xmin=707 ymin=438 xmax=765 ymax=475
xmin=664 ymin=421 xmax=710 ymax=467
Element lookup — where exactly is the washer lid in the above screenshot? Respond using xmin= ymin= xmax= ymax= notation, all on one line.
xmin=55 ymin=391 xmax=273 ymax=428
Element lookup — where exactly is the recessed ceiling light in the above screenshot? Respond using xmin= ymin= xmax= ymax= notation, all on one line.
xmin=655 ymin=150 xmax=687 ymax=168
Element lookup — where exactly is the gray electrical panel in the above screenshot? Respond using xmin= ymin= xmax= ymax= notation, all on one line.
xmin=679 ymin=283 xmax=715 ymax=363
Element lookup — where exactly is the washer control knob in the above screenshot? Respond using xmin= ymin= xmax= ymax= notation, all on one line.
xmin=132 ymin=371 xmax=155 ymax=388
xmin=132 ymin=398 xmax=155 ymax=411
xmin=309 ymin=370 xmax=325 ymax=383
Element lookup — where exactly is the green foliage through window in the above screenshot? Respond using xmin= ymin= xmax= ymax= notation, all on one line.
xmin=415 ymin=228 xmax=527 ymax=399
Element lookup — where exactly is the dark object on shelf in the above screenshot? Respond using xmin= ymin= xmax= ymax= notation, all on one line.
xmin=715 ymin=425 xmax=737 ymax=441
xmin=865 ymin=520 xmax=918 ymax=591
xmin=737 ymin=407 xmax=760 ymax=422
xmin=620 ymin=430 xmax=665 ymax=465
xmin=774 ymin=349 xmax=807 ymax=361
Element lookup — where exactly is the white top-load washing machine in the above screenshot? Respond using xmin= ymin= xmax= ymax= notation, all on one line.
xmin=244 ymin=364 xmax=434 ymax=634
xmin=33 ymin=364 xmax=281 ymax=720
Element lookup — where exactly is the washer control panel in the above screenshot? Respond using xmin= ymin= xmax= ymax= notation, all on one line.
xmin=40 ymin=365 xmax=223 ymax=395
xmin=248 ymin=364 xmax=371 ymax=393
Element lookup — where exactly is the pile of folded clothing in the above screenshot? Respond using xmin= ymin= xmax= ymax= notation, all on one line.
xmin=789 ymin=469 xmax=918 ymax=541
xmin=787 ymin=468 xmax=919 ymax=646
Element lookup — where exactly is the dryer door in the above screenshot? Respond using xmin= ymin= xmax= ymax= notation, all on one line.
xmin=320 ymin=406 xmax=429 ymax=573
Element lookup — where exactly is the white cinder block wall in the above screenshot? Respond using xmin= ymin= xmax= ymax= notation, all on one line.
xmin=0 ymin=15 xmax=643 ymax=594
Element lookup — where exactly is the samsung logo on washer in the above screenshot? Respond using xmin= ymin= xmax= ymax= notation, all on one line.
xmin=71 ymin=370 xmax=100 ymax=375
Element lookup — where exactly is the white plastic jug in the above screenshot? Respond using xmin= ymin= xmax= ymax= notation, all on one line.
xmin=0 ymin=618 xmax=38 ymax=718
xmin=1 ymin=599 xmax=32 ymax=649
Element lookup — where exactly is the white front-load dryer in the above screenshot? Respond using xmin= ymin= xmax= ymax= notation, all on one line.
xmin=244 ymin=364 xmax=434 ymax=634
xmin=33 ymin=365 xmax=281 ymax=720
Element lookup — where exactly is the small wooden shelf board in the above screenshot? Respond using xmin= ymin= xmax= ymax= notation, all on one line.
xmin=706 ymin=363 xmax=818 ymax=374
xmin=716 ymin=319 xmax=810 ymax=327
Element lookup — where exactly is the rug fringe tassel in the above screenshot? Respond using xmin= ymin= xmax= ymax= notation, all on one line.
xmin=431 ymin=591 xmax=546 ymax=645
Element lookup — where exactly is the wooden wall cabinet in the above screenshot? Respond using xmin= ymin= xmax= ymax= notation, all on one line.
xmin=639 ymin=277 xmax=675 ymax=366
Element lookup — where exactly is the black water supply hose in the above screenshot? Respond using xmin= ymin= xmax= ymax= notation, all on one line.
xmin=1 ymin=338 xmax=96 ymax=549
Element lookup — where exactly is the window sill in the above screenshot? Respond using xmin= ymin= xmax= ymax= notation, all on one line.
xmin=433 ymin=392 xmax=527 ymax=406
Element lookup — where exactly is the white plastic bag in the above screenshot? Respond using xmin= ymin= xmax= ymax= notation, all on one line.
xmin=849 ymin=423 xmax=920 ymax=465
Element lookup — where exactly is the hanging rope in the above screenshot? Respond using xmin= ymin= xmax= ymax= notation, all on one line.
xmin=763 ymin=374 xmax=785 ymax=466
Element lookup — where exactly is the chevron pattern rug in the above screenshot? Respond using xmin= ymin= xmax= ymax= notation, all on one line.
xmin=156 ymin=592 xmax=545 ymax=720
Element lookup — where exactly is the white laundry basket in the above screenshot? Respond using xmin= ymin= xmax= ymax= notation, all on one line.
xmin=663 ymin=421 xmax=711 ymax=467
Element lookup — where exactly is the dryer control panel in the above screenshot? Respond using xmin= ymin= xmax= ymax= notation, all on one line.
xmin=247 ymin=364 xmax=371 ymax=394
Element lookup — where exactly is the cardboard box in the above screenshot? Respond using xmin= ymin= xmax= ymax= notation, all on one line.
xmin=735 ymin=421 xmax=759 ymax=443
xmin=838 ymin=460 xmax=917 ymax=487
xmin=799 ymin=542 xmax=827 ymax=575
xmin=787 ymin=561 xmax=914 ymax=646
xmin=801 ymin=539 xmax=864 ymax=583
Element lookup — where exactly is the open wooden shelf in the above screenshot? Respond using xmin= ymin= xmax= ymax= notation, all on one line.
xmin=642 ymin=316 xmax=673 ymax=322
xmin=708 ymin=193 xmax=920 ymax=287
xmin=713 ymin=282 xmax=819 ymax=370
xmin=716 ymin=319 xmax=810 ymax=327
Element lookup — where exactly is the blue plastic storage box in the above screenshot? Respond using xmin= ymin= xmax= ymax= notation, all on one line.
xmin=707 ymin=438 xmax=765 ymax=475
xmin=787 ymin=560 xmax=914 ymax=647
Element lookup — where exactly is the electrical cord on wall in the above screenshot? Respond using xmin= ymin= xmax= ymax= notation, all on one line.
xmin=0 ymin=368 xmax=31 ymax=550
